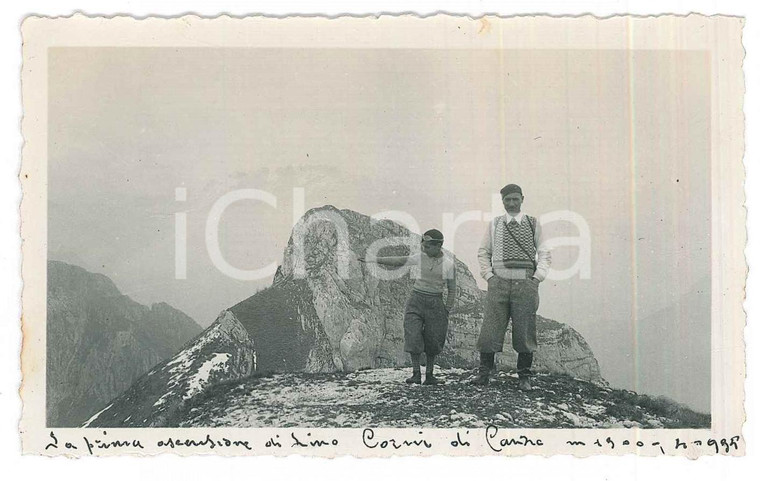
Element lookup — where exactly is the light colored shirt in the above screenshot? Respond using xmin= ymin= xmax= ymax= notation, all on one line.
xmin=380 ymin=252 xmax=457 ymax=297
xmin=477 ymin=213 xmax=552 ymax=282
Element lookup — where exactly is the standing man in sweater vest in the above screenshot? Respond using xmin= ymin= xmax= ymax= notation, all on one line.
xmin=473 ymin=184 xmax=551 ymax=390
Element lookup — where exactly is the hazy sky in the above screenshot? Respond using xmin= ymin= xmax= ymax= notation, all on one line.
xmin=48 ymin=47 xmax=711 ymax=411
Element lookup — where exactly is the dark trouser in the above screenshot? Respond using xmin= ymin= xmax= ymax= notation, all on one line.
xmin=404 ymin=290 xmax=449 ymax=356
xmin=476 ymin=272 xmax=539 ymax=378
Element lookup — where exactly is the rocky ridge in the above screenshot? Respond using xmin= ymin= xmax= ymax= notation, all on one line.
xmin=83 ymin=310 xmax=254 ymax=427
xmin=171 ymin=368 xmax=708 ymax=429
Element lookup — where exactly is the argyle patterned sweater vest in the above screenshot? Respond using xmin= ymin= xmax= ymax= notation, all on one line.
xmin=492 ymin=215 xmax=537 ymax=270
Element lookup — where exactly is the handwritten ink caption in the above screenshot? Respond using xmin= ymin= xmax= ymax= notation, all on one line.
xmin=42 ymin=428 xmax=743 ymax=456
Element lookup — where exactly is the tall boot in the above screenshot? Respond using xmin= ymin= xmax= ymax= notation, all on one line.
xmin=423 ymin=354 xmax=442 ymax=385
xmin=406 ymin=353 xmax=422 ymax=384
xmin=471 ymin=352 xmax=494 ymax=385
xmin=517 ymin=352 xmax=533 ymax=390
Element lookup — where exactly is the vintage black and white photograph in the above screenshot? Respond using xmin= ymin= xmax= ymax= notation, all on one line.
xmin=19 ymin=13 xmax=745 ymax=457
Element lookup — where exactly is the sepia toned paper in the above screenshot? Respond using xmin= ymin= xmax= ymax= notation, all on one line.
xmin=20 ymin=13 xmax=745 ymax=457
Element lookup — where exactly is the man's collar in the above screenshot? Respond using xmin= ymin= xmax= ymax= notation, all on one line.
xmin=505 ymin=212 xmax=524 ymax=223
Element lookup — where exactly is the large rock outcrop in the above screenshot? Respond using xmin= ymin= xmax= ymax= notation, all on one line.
xmin=243 ymin=206 xmax=602 ymax=381
xmin=85 ymin=206 xmax=604 ymax=427
xmin=46 ymin=261 xmax=202 ymax=427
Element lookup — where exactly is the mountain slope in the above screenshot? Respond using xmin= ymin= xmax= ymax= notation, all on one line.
xmin=46 ymin=261 xmax=202 ymax=427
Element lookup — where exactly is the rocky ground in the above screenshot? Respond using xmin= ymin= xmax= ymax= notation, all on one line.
xmin=166 ymin=367 xmax=709 ymax=429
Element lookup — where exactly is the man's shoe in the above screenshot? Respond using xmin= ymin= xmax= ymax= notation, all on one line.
xmin=518 ymin=377 xmax=532 ymax=391
xmin=405 ymin=372 xmax=422 ymax=384
xmin=423 ymin=375 xmax=443 ymax=386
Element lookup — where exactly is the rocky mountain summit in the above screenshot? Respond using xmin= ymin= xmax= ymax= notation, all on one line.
xmin=46 ymin=261 xmax=202 ymax=427
xmin=85 ymin=206 xmax=608 ymax=428
xmin=169 ymin=368 xmax=709 ymax=429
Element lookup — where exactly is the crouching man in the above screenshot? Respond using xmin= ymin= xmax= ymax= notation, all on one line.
xmin=473 ymin=184 xmax=551 ymax=390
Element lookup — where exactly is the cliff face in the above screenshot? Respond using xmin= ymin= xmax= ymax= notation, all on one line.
xmin=248 ymin=206 xmax=603 ymax=381
xmin=46 ymin=261 xmax=202 ymax=427
xmin=85 ymin=206 xmax=604 ymax=428
xmin=248 ymin=206 xmax=487 ymax=373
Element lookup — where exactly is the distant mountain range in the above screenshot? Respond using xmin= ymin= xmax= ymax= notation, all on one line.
xmin=46 ymin=260 xmax=202 ymax=427
xmin=634 ymin=276 xmax=712 ymax=413
xmin=81 ymin=206 xmax=616 ymax=428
